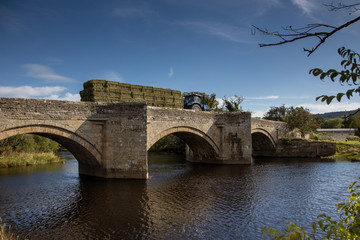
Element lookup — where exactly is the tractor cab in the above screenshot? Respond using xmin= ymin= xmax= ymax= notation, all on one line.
xmin=183 ymin=93 xmax=210 ymax=111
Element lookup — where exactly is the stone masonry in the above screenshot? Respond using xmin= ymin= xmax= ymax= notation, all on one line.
xmin=0 ymin=97 xmax=335 ymax=179
xmin=0 ymin=98 xmax=148 ymax=179
xmin=147 ymin=107 xmax=252 ymax=164
xmin=0 ymin=98 xmax=253 ymax=179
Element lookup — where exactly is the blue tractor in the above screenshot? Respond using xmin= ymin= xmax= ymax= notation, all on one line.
xmin=183 ymin=93 xmax=210 ymax=111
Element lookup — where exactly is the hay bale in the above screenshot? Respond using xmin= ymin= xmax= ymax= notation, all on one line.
xmin=80 ymin=79 xmax=183 ymax=108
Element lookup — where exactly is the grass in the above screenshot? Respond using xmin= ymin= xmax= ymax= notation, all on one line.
xmin=331 ymin=140 xmax=360 ymax=161
xmin=0 ymin=218 xmax=19 ymax=240
xmin=0 ymin=152 xmax=65 ymax=168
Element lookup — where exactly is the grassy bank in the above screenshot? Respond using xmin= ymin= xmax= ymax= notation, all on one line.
xmin=332 ymin=140 xmax=360 ymax=161
xmin=0 ymin=152 xmax=64 ymax=168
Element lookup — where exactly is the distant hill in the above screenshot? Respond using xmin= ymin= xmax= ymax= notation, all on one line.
xmin=313 ymin=109 xmax=358 ymax=119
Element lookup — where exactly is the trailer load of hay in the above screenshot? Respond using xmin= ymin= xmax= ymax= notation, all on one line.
xmin=80 ymin=79 xmax=183 ymax=108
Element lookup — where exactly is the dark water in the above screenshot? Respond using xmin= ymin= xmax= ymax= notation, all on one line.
xmin=0 ymin=152 xmax=359 ymax=239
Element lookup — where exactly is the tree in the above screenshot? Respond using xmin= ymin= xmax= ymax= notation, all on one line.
xmin=287 ymin=107 xmax=320 ymax=137
xmin=310 ymin=47 xmax=360 ymax=104
xmin=222 ymin=95 xmax=244 ymax=112
xmin=0 ymin=134 xmax=61 ymax=155
xmin=252 ymin=2 xmax=360 ymax=56
xmin=253 ymin=2 xmax=360 ymax=104
xmin=322 ymin=117 xmax=344 ymax=128
xmin=263 ymin=105 xmax=288 ymax=121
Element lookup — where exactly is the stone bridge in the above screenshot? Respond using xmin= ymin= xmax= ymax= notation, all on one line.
xmin=0 ymin=98 xmax=286 ymax=179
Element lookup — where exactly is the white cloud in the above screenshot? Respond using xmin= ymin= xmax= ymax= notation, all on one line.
xmin=179 ymin=21 xmax=255 ymax=44
xmin=292 ymin=0 xmax=316 ymax=15
xmin=101 ymin=71 xmax=124 ymax=82
xmin=0 ymin=85 xmax=79 ymax=101
xmin=217 ymin=98 xmax=224 ymax=107
xmin=246 ymin=95 xmax=279 ymax=100
xmin=0 ymin=86 xmax=65 ymax=98
xmin=48 ymin=92 xmax=80 ymax=101
xmin=252 ymin=110 xmax=267 ymax=118
xmin=299 ymin=102 xmax=360 ymax=114
xmin=21 ymin=64 xmax=75 ymax=82
xmin=169 ymin=67 xmax=174 ymax=78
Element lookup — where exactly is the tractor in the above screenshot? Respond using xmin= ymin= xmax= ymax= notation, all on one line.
xmin=183 ymin=93 xmax=210 ymax=111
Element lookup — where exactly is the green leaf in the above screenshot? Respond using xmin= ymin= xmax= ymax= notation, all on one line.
xmin=330 ymin=71 xmax=339 ymax=81
xmin=320 ymin=72 xmax=328 ymax=80
xmin=316 ymin=95 xmax=325 ymax=101
xmin=336 ymin=93 xmax=345 ymax=102
xmin=326 ymin=96 xmax=335 ymax=104
xmin=351 ymin=73 xmax=359 ymax=84
xmin=346 ymin=89 xmax=355 ymax=99
xmin=311 ymin=221 xmax=317 ymax=233
xmin=310 ymin=68 xmax=323 ymax=76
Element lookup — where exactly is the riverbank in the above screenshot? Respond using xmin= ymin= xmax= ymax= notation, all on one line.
xmin=0 ymin=152 xmax=65 ymax=168
xmin=331 ymin=140 xmax=360 ymax=161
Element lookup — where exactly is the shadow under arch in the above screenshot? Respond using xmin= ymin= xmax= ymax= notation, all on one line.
xmin=148 ymin=126 xmax=220 ymax=162
xmin=251 ymin=128 xmax=276 ymax=157
xmin=0 ymin=125 xmax=102 ymax=167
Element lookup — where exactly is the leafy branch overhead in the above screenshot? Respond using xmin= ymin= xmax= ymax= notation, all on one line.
xmin=252 ymin=3 xmax=360 ymax=56
xmin=310 ymin=47 xmax=360 ymax=104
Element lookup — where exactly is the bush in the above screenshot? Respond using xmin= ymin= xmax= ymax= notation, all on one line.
xmin=347 ymin=136 xmax=360 ymax=142
xmin=149 ymin=134 xmax=185 ymax=154
xmin=0 ymin=134 xmax=61 ymax=155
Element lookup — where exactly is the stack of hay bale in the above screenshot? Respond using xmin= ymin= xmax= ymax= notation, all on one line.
xmin=80 ymin=79 xmax=183 ymax=108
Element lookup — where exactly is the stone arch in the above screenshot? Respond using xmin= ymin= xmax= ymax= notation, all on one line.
xmin=251 ymin=128 xmax=276 ymax=156
xmin=148 ymin=126 xmax=220 ymax=161
xmin=0 ymin=124 xmax=102 ymax=167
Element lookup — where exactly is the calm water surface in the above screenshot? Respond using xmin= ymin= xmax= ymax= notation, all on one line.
xmin=0 ymin=152 xmax=359 ymax=239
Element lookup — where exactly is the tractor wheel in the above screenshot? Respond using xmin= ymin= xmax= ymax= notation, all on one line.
xmin=192 ymin=104 xmax=202 ymax=111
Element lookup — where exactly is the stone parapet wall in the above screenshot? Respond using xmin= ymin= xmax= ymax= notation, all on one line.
xmin=80 ymin=79 xmax=183 ymax=108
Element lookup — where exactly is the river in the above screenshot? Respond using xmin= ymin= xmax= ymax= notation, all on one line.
xmin=0 ymin=152 xmax=359 ymax=239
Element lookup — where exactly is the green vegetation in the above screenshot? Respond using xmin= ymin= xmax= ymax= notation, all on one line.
xmin=0 ymin=134 xmax=63 ymax=167
xmin=321 ymin=117 xmax=344 ymax=129
xmin=332 ymin=140 xmax=360 ymax=162
xmin=222 ymin=95 xmax=244 ymax=112
xmin=0 ymin=218 xmax=18 ymax=240
xmin=264 ymin=106 xmax=321 ymax=137
xmin=263 ymin=177 xmax=360 ymax=240
xmin=310 ymin=47 xmax=360 ymax=104
xmin=149 ymin=134 xmax=186 ymax=155
xmin=0 ymin=152 xmax=64 ymax=167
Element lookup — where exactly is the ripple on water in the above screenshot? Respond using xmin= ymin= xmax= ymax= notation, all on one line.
xmin=0 ymin=154 xmax=360 ymax=239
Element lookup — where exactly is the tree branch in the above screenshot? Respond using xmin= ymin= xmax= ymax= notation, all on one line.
xmin=253 ymin=15 xmax=360 ymax=56
xmin=324 ymin=3 xmax=360 ymax=13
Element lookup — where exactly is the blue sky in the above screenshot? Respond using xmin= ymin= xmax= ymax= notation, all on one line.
xmin=1 ymin=0 xmax=360 ymax=117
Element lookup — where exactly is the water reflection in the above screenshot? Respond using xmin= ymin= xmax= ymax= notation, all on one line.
xmin=0 ymin=152 xmax=359 ymax=239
